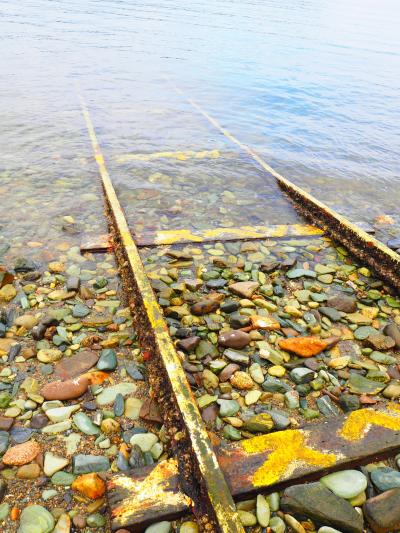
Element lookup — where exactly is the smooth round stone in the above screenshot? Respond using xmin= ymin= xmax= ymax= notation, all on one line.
xmin=180 ymin=521 xmax=199 ymax=533
xmin=124 ymin=397 xmax=143 ymax=420
xmin=0 ymin=431 xmax=10 ymax=454
xmin=51 ymin=471 xmax=75 ymax=486
xmin=73 ymin=413 xmax=100 ymax=436
xmin=320 ymin=470 xmax=367 ymax=499
xmin=269 ymin=516 xmax=286 ymax=533
xmin=17 ymin=505 xmax=55 ymax=533
xmin=318 ymin=528 xmax=343 ymax=533
xmin=238 ymin=510 xmax=257 ymax=526
xmin=37 ymin=349 xmax=63 ymax=363
xmin=43 ymin=452 xmax=69 ymax=477
xmin=86 ymin=513 xmax=106 ymax=528
xmin=144 ymin=521 xmax=171 ymax=533
xmin=42 ymin=490 xmax=58 ymax=501
xmin=217 ymin=399 xmax=240 ymax=417
xmin=256 ymin=494 xmax=270 ymax=527
xmin=371 ymin=467 xmax=400 ymax=491
xmin=97 ymin=348 xmax=117 ymax=371
xmin=95 ymin=383 xmax=136 ymax=406
xmin=130 ymin=433 xmax=158 ymax=452
xmin=16 ymin=463 xmax=41 ymax=479
xmin=0 ymin=502 xmax=10 ymax=521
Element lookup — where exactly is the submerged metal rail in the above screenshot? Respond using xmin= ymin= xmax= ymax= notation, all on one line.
xmin=168 ymin=80 xmax=400 ymax=292
xmin=79 ymin=95 xmax=244 ymax=533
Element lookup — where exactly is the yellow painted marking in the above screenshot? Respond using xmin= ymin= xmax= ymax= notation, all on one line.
xmin=167 ymin=79 xmax=400 ymax=266
xmin=112 ymin=459 xmax=191 ymax=521
xmin=79 ymin=94 xmax=244 ymax=533
xmin=116 ymin=149 xmax=220 ymax=163
xmin=242 ymin=429 xmax=337 ymax=487
xmin=154 ymin=229 xmax=204 ymax=245
xmin=340 ymin=407 xmax=400 ymax=441
xmin=144 ymin=224 xmax=323 ymax=246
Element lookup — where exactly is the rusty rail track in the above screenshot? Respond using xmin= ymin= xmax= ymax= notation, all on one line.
xmin=79 ymin=92 xmax=400 ymax=533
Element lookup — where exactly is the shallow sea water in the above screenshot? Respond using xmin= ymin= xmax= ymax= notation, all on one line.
xmin=0 ymin=0 xmax=400 ymax=252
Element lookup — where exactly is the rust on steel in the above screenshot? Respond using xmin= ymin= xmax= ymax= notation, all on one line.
xmin=79 ymin=95 xmax=244 ymax=533
xmin=136 ymin=223 xmax=323 ymax=247
xmin=169 ymin=80 xmax=400 ymax=291
xmin=109 ymin=405 xmax=400 ymax=526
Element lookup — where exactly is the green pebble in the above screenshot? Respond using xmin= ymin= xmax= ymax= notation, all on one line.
xmin=86 ymin=513 xmax=106 ymax=528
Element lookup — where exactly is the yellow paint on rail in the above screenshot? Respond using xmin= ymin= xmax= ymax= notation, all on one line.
xmin=340 ymin=407 xmax=400 ymax=441
xmin=168 ymin=80 xmax=400 ymax=268
xmin=115 ymin=149 xmax=220 ymax=163
xmin=79 ymin=94 xmax=244 ymax=533
xmin=139 ymin=223 xmax=323 ymax=246
xmin=242 ymin=429 xmax=337 ymax=487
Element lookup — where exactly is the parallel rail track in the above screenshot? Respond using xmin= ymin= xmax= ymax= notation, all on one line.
xmin=80 ymin=91 xmax=400 ymax=533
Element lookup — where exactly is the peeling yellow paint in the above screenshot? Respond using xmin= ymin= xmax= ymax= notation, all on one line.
xmin=242 ymin=430 xmax=337 ymax=487
xmin=147 ymin=224 xmax=323 ymax=246
xmin=112 ymin=459 xmax=192 ymax=521
xmin=115 ymin=149 xmax=220 ymax=163
xmin=340 ymin=408 xmax=400 ymax=441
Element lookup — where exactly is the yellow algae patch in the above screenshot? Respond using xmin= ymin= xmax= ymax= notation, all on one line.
xmin=116 ymin=149 xmax=220 ymax=163
xmin=340 ymin=408 xmax=400 ymax=441
xmin=112 ymin=459 xmax=191 ymax=521
xmin=242 ymin=430 xmax=337 ymax=487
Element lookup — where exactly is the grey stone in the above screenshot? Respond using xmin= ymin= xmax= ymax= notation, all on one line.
xmin=72 ymin=454 xmax=110 ymax=474
xmin=371 ymin=467 xmax=400 ymax=492
xmin=281 ymin=482 xmax=363 ymax=533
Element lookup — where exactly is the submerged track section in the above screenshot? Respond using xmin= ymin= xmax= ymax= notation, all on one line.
xmin=80 ymin=91 xmax=400 ymax=532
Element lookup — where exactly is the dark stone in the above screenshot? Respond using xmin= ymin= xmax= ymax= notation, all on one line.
xmin=113 ymin=394 xmax=124 ymax=417
xmin=125 ymin=364 xmax=145 ymax=381
xmin=116 ymin=452 xmax=130 ymax=472
xmin=54 ymin=350 xmax=98 ymax=379
xmin=72 ymin=454 xmax=110 ymax=474
xmin=10 ymin=427 xmax=34 ymax=444
xmin=339 ymin=394 xmax=360 ymax=412
xmin=229 ymin=313 xmax=250 ymax=329
xmin=220 ymin=301 xmax=240 ymax=314
xmin=14 ymin=258 xmax=38 ymax=272
xmin=176 ymin=336 xmax=201 ymax=352
xmin=129 ymin=445 xmax=146 ymax=469
xmin=7 ymin=343 xmax=21 ymax=363
xmin=318 ymin=307 xmax=345 ymax=322
xmin=191 ymin=299 xmax=220 ymax=316
xmin=327 ymin=294 xmax=357 ymax=313
xmin=366 ymin=334 xmax=396 ymax=351
xmin=0 ymin=431 xmax=9 ymax=454
xmin=201 ymin=404 xmax=218 ymax=425
xmin=66 ymin=277 xmax=80 ymax=292
xmin=384 ymin=322 xmax=400 ymax=348
xmin=262 ymin=377 xmax=291 ymax=393
xmin=206 ymin=279 xmax=227 ymax=289
xmin=96 ymin=349 xmax=117 ymax=371
xmin=363 ymin=488 xmax=400 ymax=533
xmin=32 ymin=324 xmax=47 ymax=341
xmin=371 ymin=467 xmax=400 ymax=491
xmin=260 ymin=261 xmax=281 ymax=273
xmin=281 ymin=482 xmax=363 ymax=533
xmin=316 ymin=395 xmax=340 ymax=417
xmin=0 ymin=417 xmax=13 ymax=431
xmin=30 ymin=414 xmax=49 ymax=429
xmin=0 ymin=479 xmax=6 ymax=503
xmin=139 ymin=398 xmax=162 ymax=423
xmin=174 ymin=327 xmax=193 ymax=339
xmin=387 ymin=238 xmax=400 ymax=250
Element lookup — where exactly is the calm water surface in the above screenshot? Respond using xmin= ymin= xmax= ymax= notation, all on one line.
xmin=0 ymin=0 xmax=399 ymax=255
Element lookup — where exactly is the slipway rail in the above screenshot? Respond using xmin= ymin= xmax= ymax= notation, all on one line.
xmin=79 ymin=92 xmax=400 ymax=532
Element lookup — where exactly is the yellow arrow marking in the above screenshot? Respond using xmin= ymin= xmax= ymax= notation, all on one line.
xmin=340 ymin=407 xmax=400 ymax=441
xmin=242 ymin=430 xmax=337 ymax=487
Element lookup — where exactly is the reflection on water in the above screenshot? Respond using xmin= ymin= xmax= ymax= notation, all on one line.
xmin=1 ymin=0 xmax=400 ymax=256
